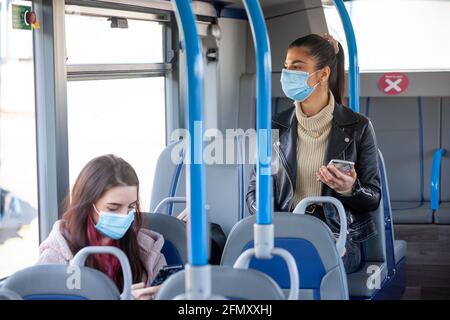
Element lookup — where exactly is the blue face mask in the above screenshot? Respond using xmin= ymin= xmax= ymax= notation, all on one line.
xmin=280 ymin=68 xmax=320 ymax=102
xmin=93 ymin=204 xmax=135 ymax=240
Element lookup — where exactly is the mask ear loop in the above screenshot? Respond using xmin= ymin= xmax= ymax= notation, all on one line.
xmin=92 ymin=203 xmax=101 ymax=215
xmin=308 ymin=69 xmax=325 ymax=89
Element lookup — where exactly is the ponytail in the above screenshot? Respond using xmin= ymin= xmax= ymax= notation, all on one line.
xmin=330 ymin=42 xmax=345 ymax=105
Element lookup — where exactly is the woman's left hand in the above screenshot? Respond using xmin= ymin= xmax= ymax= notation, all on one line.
xmin=132 ymin=282 xmax=161 ymax=300
xmin=316 ymin=164 xmax=357 ymax=194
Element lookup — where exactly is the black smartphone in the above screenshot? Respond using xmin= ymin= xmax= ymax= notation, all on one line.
xmin=150 ymin=264 xmax=184 ymax=286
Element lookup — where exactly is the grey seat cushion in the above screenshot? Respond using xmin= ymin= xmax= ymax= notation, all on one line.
xmin=347 ymin=262 xmax=387 ymax=298
xmin=156 ymin=265 xmax=285 ymax=300
xmin=434 ymin=202 xmax=450 ymax=224
xmin=392 ymin=202 xmax=433 ymax=224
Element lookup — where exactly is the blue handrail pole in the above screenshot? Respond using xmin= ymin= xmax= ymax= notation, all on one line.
xmin=431 ymin=148 xmax=445 ymax=211
xmin=243 ymin=0 xmax=272 ymax=225
xmin=172 ymin=0 xmax=211 ymax=300
xmin=333 ymin=0 xmax=360 ymax=113
xmin=235 ymin=2 xmax=300 ymax=298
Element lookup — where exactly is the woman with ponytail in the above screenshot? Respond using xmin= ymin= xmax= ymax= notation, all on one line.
xmin=246 ymin=34 xmax=381 ymax=273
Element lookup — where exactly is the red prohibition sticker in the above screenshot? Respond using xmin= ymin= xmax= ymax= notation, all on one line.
xmin=378 ymin=73 xmax=409 ymax=95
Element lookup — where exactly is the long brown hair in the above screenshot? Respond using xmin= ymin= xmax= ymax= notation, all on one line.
xmin=289 ymin=34 xmax=345 ymax=105
xmin=60 ymin=154 xmax=147 ymax=285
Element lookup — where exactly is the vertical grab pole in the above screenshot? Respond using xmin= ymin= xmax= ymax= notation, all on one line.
xmin=431 ymin=149 xmax=445 ymax=211
xmin=243 ymin=0 xmax=275 ymax=261
xmin=235 ymin=2 xmax=300 ymax=299
xmin=333 ymin=0 xmax=360 ymax=113
xmin=243 ymin=0 xmax=272 ymax=226
xmin=171 ymin=0 xmax=209 ymax=299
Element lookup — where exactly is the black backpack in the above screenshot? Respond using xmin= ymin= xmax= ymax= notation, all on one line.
xmin=208 ymin=222 xmax=227 ymax=265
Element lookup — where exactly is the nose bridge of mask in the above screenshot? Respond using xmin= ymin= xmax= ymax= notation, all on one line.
xmin=281 ymin=68 xmax=320 ymax=85
xmin=93 ymin=203 xmax=133 ymax=216
xmin=98 ymin=209 xmax=135 ymax=217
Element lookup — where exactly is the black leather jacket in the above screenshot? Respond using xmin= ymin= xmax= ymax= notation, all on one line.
xmin=246 ymin=103 xmax=381 ymax=243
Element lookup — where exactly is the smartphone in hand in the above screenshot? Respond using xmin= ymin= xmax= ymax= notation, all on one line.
xmin=149 ymin=265 xmax=184 ymax=287
xmin=329 ymin=159 xmax=355 ymax=174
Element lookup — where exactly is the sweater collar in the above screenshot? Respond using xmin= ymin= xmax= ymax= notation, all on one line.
xmin=294 ymin=92 xmax=335 ymax=134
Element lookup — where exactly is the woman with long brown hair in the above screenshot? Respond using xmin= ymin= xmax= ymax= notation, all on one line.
xmin=246 ymin=34 xmax=381 ymax=273
xmin=37 ymin=154 xmax=166 ymax=300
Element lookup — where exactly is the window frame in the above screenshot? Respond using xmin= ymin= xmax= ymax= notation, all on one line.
xmin=64 ymin=5 xmax=172 ymax=78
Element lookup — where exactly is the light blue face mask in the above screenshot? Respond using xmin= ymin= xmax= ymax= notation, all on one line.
xmin=93 ymin=204 xmax=135 ymax=240
xmin=280 ymin=68 xmax=321 ymax=102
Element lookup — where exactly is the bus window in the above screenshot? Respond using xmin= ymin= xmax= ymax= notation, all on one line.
xmin=324 ymin=0 xmax=450 ymax=71
xmin=67 ymin=77 xmax=166 ymax=211
xmin=0 ymin=0 xmax=39 ymax=278
xmin=65 ymin=11 xmax=164 ymax=64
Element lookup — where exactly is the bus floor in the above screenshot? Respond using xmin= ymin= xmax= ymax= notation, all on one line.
xmin=394 ymin=224 xmax=450 ymax=300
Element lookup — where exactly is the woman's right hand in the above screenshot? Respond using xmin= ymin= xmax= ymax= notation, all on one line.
xmin=131 ymin=282 xmax=161 ymax=300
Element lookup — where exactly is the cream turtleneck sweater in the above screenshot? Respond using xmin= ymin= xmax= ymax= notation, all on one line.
xmin=290 ymin=93 xmax=335 ymax=210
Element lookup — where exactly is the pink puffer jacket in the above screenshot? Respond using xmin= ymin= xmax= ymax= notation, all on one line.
xmin=37 ymin=220 xmax=167 ymax=284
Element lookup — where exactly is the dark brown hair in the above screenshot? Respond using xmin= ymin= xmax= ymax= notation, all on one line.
xmin=60 ymin=154 xmax=147 ymax=284
xmin=289 ymin=34 xmax=345 ymax=105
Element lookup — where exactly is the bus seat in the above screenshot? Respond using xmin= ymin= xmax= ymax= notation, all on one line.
xmin=2 ymin=265 xmax=120 ymax=300
xmin=156 ymin=265 xmax=285 ymax=300
xmin=150 ymin=140 xmax=184 ymax=215
xmin=361 ymin=97 xmax=440 ymax=224
xmin=391 ymin=203 xmax=432 ymax=224
xmin=377 ymin=149 xmax=407 ymax=265
xmin=346 ymin=200 xmax=387 ymax=298
xmin=221 ymin=213 xmax=349 ymax=300
xmin=435 ymin=97 xmax=450 ymax=224
xmin=356 ymin=150 xmax=407 ymax=299
xmin=342 ymin=150 xmax=407 ymax=299
xmin=149 ymin=137 xmax=245 ymax=236
xmin=2 ymin=246 xmax=132 ymax=300
xmin=142 ymin=213 xmax=187 ymax=265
